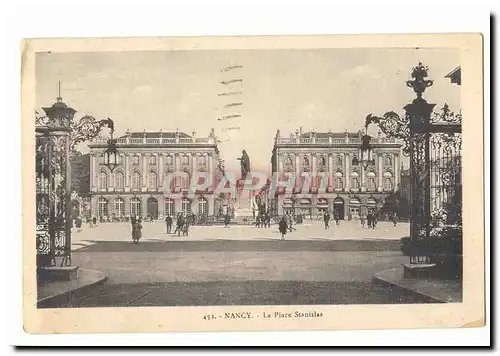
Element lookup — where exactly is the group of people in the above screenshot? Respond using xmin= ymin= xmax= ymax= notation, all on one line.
xmin=322 ymin=211 xmax=342 ymax=229
xmin=164 ymin=213 xmax=190 ymax=236
xmin=278 ymin=212 xmax=298 ymax=240
xmin=255 ymin=212 xmax=271 ymax=228
xmin=360 ymin=211 xmax=399 ymax=229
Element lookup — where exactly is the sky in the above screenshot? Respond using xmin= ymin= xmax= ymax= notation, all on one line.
xmin=36 ymin=48 xmax=460 ymax=174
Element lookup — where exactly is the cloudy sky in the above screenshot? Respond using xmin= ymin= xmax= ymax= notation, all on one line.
xmin=36 ymin=48 xmax=460 ymax=174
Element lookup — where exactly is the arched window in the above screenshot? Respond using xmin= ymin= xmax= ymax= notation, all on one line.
xmin=384 ymin=172 xmax=393 ymax=191
xmin=351 ymin=171 xmax=360 ymax=189
xmin=367 ymin=171 xmax=376 ymax=191
xmin=198 ymin=198 xmax=208 ymax=216
xmin=148 ymin=172 xmax=157 ymax=190
xmin=303 ymin=155 xmax=309 ymax=167
xmin=336 ymin=155 xmax=342 ymax=166
xmin=130 ymin=197 xmax=141 ymax=217
xmin=164 ymin=198 xmax=175 ymax=217
xmin=149 ymin=155 xmax=157 ymax=165
xmin=320 ymin=156 xmax=326 ymax=166
xmin=133 ymin=155 xmax=140 ymax=165
xmin=182 ymin=198 xmax=191 ymax=215
xmin=115 ymin=172 xmax=124 ymax=190
xmin=98 ymin=197 xmax=108 ymax=217
xmin=99 ymin=154 xmax=105 ymax=164
xmin=335 ymin=171 xmax=343 ymax=189
xmin=385 ymin=155 xmax=392 ymax=166
xmin=352 ymin=156 xmax=359 ymax=166
xmin=114 ymin=198 xmax=125 ymax=217
xmin=99 ymin=172 xmax=108 ymax=190
xmin=131 ymin=171 xmax=141 ymax=190
xmin=116 ymin=155 xmax=122 ymax=165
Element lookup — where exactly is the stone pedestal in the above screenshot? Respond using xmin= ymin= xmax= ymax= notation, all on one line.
xmin=234 ymin=179 xmax=255 ymax=221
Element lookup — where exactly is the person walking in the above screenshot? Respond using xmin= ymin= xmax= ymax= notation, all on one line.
xmin=174 ymin=213 xmax=184 ymax=236
xmin=132 ymin=219 xmax=143 ymax=244
xmin=360 ymin=213 xmax=366 ymax=228
xmin=278 ymin=216 xmax=288 ymax=240
xmin=372 ymin=212 xmax=378 ymax=229
xmin=75 ymin=216 xmax=83 ymax=233
xmin=224 ymin=213 xmax=231 ymax=228
xmin=323 ymin=211 xmax=330 ymax=230
xmin=265 ymin=212 xmax=271 ymax=228
xmin=367 ymin=211 xmax=373 ymax=229
xmin=392 ymin=212 xmax=399 ymax=227
xmin=165 ymin=215 xmax=173 ymax=234
xmin=92 ymin=216 xmax=97 ymax=228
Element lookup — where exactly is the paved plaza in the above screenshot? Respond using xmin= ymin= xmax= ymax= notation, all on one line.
xmin=71 ymin=219 xmax=409 ymax=250
xmin=47 ymin=220 xmax=420 ymax=307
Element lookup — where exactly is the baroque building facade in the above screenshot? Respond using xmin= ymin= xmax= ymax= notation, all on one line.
xmin=88 ymin=129 xmax=222 ymax=220
xmin=271 ymin=129 xmax=403 ymax=219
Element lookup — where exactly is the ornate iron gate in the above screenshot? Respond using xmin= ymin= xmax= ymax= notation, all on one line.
xmin=366 ymin=63 xmax=462 ymax=277
xmin=36 ymin=106 xmax=73 ymax=267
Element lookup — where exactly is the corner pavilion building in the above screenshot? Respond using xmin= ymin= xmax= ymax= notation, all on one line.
xmin=87 ymin=129 xmax=223 ymax=220
xmin=271 ymin=129 xmax=403 ymax=219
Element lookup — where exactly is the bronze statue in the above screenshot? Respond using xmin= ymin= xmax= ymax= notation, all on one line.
xmin=237 ymin=149 xmax=251 ymax=180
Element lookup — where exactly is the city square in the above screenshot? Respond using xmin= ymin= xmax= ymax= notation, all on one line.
xmin=34 ymin=45 xmax=463 ymax=310
xmin=39 ymin=220 xmax=419 ymax=307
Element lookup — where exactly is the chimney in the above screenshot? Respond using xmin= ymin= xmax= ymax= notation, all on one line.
xmin=299 ymin=126 xmax=303 ymax=136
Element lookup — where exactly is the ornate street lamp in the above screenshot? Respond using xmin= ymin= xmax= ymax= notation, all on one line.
xmin=358 ymin=130 xmax=375 ymax=169
xmin=36 ymin=87 xmax=120 ymax=279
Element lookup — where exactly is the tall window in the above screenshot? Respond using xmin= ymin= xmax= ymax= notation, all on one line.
xmin=148 ymin=172 xmax=157 ymax=190
xmin=99 ymin=172 xmax=108 ymax=190
xmin=115 ymin=172 xmax=124 ymax=190
xmin=99 ymin=154 xmax=105 ymax=164
xmin=182 ymin=198 xmax=191 ymax=215
xmin=164 ymin=198 xmax=175 ymax=217
xmin=198 ymin=198 xmax=208 ymax=216
xmin=351 ymin=172 xmax=360 ymax=189
xmin=149 ymin=155 xmax=157 ymax=165
xmin=336 ymin=156 xmax=342 ymax=166
xmin=114 ymin=198 xmax=125 ymax=217
xmin=98 ymin=198 xmax=108 ymax=217
xmin=352 ymin=156 xmax=359 ymax=166
xmin=384 ymin=176 xmax=393 ymax=191
xmin=116 ymin=155 xmax=122 ymax=165
xmin=130 ymin=197 xmax=141 ymax=217
xmin=131 ymin=171 xmax=141 ymax=190
xmin=367 ymin=171 xmax=376 ymax=191
xmin=385 ymin=155 xmax=392 ymax=166
xmin=335 ymin=172 xmax=343 ymax=189
xmin=133 ymin=156 xmax=140 ymax=165
xmin=181 ymin=172 xmax=190 ymax=190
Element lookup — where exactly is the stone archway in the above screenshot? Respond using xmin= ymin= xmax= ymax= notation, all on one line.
xmin=147 ymin=197 xmax=159 ymax=220
xmin=333 ymin=197 xmax=345 ymax=220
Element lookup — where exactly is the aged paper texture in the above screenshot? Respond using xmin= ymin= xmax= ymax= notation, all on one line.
xmin=22 ymin=34 xmax=484 ymax=334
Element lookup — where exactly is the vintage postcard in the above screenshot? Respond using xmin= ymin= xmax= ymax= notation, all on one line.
xmin=22 ymin=34 xmax=484 ymax=334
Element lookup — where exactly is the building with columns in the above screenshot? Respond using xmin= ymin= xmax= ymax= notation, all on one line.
xmin=87 ymin=129 xmax=222 ymax=220
xmin=271 ymin=129 xmax=403 ymax=219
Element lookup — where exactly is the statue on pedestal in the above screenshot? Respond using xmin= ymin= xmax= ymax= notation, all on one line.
xmin=237 ymin=149 xmax=251 ymax=181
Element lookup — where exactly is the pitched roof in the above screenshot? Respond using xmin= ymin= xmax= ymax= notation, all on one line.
xmin=118 ymin=131 xmax=191 ymax=139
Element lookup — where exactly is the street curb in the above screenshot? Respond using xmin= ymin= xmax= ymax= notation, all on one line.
xmin=37 ymin=269 xmax=107 ymax=308
xmin=372 ymin=269 xmax=447 ymax=303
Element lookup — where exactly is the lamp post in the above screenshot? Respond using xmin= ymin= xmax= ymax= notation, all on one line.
xmin=36 ymin=91 xmax=119 ymax=280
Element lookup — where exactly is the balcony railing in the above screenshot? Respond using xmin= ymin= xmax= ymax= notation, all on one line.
xmin=90 ymin=136 xmax=215 ymax=145
xmin=275 ymin=136 xmax=397 ymax=145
